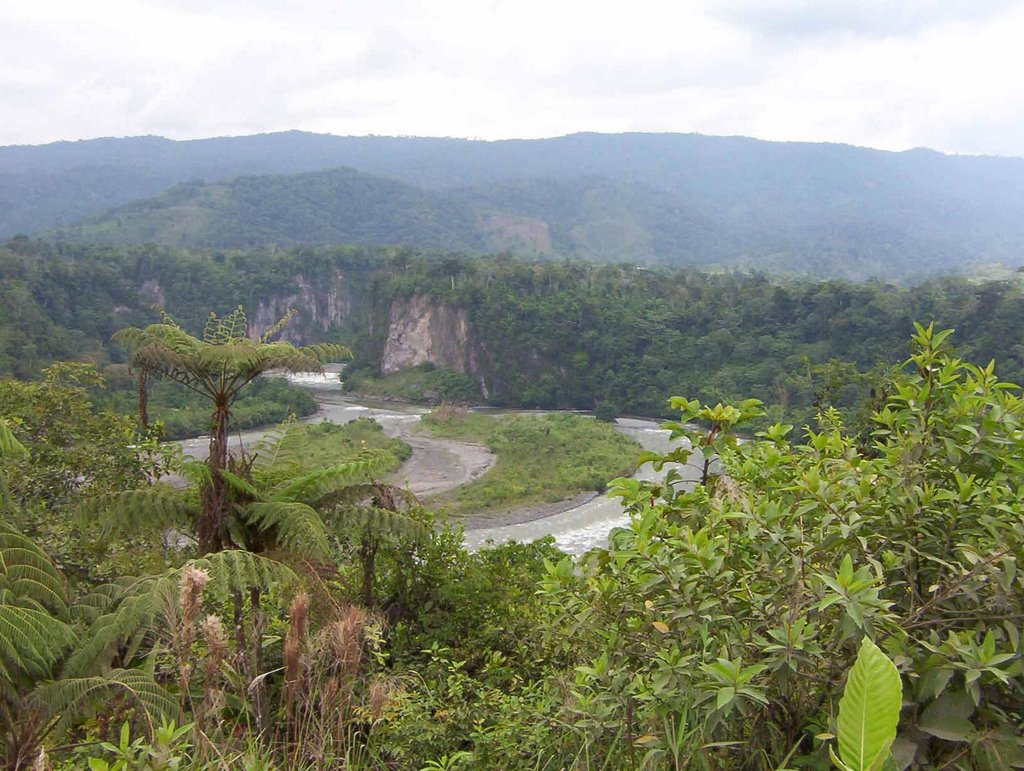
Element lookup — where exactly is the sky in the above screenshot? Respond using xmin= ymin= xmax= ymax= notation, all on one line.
xmin=3 ymin=0 xmax=1023 ymax=156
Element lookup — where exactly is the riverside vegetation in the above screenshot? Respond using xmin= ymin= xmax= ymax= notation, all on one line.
xmin=418 ymin=408 xmax=640 ymax=517
xmin=1 ymin=306 xmax=1022 ymax=768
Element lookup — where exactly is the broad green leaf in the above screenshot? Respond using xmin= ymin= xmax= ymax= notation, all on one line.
xmin=836 ymin=638 xmax=902 ymax=771
xmin=918 ymin=690 xmax=974 ymax=742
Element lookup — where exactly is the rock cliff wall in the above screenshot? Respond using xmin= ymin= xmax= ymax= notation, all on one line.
xmin=248 ymin=271 xmax=353 ymax=343
xmin=380 ymin=294 xmax=490 ymax=397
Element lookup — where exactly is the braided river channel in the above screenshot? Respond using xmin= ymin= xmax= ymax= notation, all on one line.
xmin=177 ymin=367 xmax=697 ymax=554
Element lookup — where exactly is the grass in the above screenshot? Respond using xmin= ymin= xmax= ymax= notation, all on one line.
xmin=419 ymin=408 xmax=640 ymax=517
xmin=344 ymin=364 xmax=481 ymax=404
xmin=269 ymin=418 xmax=412 ymax=473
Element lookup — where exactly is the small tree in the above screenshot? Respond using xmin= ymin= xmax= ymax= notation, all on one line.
xmin=112 ymin=306 xmax=349 ymax=554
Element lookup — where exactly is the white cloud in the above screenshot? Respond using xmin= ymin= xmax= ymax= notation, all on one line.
xmin=1 ymin=0 xmax=1023 ymax=156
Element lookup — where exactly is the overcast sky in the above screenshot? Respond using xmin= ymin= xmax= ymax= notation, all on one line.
xmin=3 ymin=0 xmax=1023 ymax=156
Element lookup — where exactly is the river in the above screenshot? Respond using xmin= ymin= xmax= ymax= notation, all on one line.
xmin=177 ymin=368 xmax=697 ymax=554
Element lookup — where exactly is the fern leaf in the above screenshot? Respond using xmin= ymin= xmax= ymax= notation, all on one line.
xmin=0 ymin=419 xmax=28 ymax=460
xmin=0 ymin=526 xmax=69 ymax=614
xmin=0 ymin=605 xmax=76 ymax=684
xmin=274 ymin=453 xmax=393 ymax=503
xmin=219 ymin=469 xmax=263 ymax=501
xmin=327 ymin=505 xmax=430 ymax=542
xmin=76 ymin=485 xmax=195 ymax=536
xmin=189 ymin=550 xmax=298 ymax=601
xmin=31 ymin=669 xmax=178 ymax=734
xmin=241 ymin=502 xmax=330 ymax=560
xmin=63 ymin=574 xmax=171 ymax=677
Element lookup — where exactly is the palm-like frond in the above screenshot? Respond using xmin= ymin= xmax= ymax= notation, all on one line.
xmin=190 ymin=550 xmax=298 ymax=602
xmin=325 ymin=505 xmax=431 ymax=543
xmin=252 ymin=416 xmax=306 ymax=477
xmin=0 ymin=605 xmax=76 ymax=684
xmin=0 ymin=419 xmax=28 ymax=511
xmin=67 ymin=551 xmax=298 ymax=676
xmin=240 ymin=502 xmax=330 ymax=560
xmin=113 ymin=310 xmax=350 ymax=393
xmin=75 ymin=485 xmax=196 ymax=536
xmin=30 ymin=669 xmax=178 ymax=733
xmin=0 ymin=526 xmax=69 ymax=615
xmin=272 ymin=453 xmax=394 ymax=504
xmin=0 ymin=418 xmax=27 ymax=460
xmin=62 ymin=574 xmax=171 ymax=677
xmin=220 ymin=469 xmax=264 ymax=500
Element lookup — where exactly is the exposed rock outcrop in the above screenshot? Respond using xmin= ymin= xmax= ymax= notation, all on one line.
xmin=249 ymin=272 xmax=352 ymax=343
xmin=381 ymin=295 xmax=486 ymax=394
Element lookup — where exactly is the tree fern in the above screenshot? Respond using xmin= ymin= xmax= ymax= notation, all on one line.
xmin=30 ymin=668 xmax=178 ymax=734
xmin=62 ymin=574 xmax=172 ymax=678
xmin=65 ymin=551 xmax=298 ymax=678
xmin=0 ymin=526 xmax=69 ymax=615
xmin=271 ymin=453 xmax=394 ymax=503
xmin=112 ymin=307 xmax=350 ymax=555
xmin=0 ymin=605 xmax=76 ymax=685
xmin=75 ymin=485 xmax=196 ymax=537
xmin=240 ymin=502 xmax=331 ymax=560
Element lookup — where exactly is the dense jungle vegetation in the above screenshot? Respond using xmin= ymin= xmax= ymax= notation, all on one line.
xmin=5 ymin=238 xmax=1024 ymax=437
xmin=1 ymin=304 xmax=1022 ymax=768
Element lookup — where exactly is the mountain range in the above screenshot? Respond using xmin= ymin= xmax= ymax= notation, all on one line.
xmin=4 ymin=131 xmax=1024 ymax=279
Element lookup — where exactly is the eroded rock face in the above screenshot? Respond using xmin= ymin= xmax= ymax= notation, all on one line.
xmin=248 ymin=272 xmax=351 ymax=343
xmin=138 ymin=279 xmax=166 ymax=308
xmin=381 ymin=294 xmax=479 ymax=376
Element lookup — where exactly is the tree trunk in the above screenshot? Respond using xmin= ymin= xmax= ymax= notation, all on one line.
xmin=137 ymin=367 xmax=149 ymax=431
xmin=360 ymin=533 xmax=378 ymax=608
xmin=249 ymin=586 xmax=268 ymax=735
xmin=199 ymin=395 xmax=230 ymax=554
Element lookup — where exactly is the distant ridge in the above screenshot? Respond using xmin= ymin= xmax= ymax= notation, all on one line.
xmin=5 ymin=131 xmax=1024 ymax=279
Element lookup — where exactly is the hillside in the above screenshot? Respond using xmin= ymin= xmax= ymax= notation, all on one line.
xmin=60 ymin=169 xmax=737 ymax=266
xmin=6 ymin=131 xmax=1024 ymax=278
xmin=64 ymin=168 xmax=483 ymax=250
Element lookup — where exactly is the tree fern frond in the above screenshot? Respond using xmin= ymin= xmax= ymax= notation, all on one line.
xmin=31 ymin=669 xmax=178 ymax=734
xmin=179 ymin=460 xmax=212 ymax=488
xmin=316 ymin=483 xmax=419 ymax=512
xmin=327 ymin=505 xmax=431 ymax=542
xmin=0 ymin=605 xmax=76 ymax=684
xmin=62 ymin=574 xmax=171 ymax=677
xmin=252 ymin=416 xmax=305 ymax=476
xmin=219 ymin=469 xmax=263 ymax=501
xmin=257 ymin=308 xmax=297 ymax=343
xmin=70 ymin=581 xmax=132 ymax=625
xmin=196 ymin=342 xmax=265 ymax=373
xmin=76 ymin=485 xmax=195 ymax=536
xmin=299 ymin=343 xmax=352 ymax=363
xmin=189 ymin=550 xmax=298 ymax=601
xmin=240 ymin=502 xmax=330 ymax=560
xmin=0 ymin=418 xmax=28 ymax=460
xmin=273 ymin=453 xmax=394 ymax=503
xmin=0 ymin=526 xmax=69 ymax=614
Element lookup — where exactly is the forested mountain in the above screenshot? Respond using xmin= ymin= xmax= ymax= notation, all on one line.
xmin=4 ymin=131 xmax=1024 ymax=279
xmin=61 ymin=169 xmax=483 ymax=251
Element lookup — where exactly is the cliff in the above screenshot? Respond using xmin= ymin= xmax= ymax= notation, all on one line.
xmin=380 ymin=294 xmax=490 ymax=398
xmin=249 ymin=271 xmax=353 ymax=343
